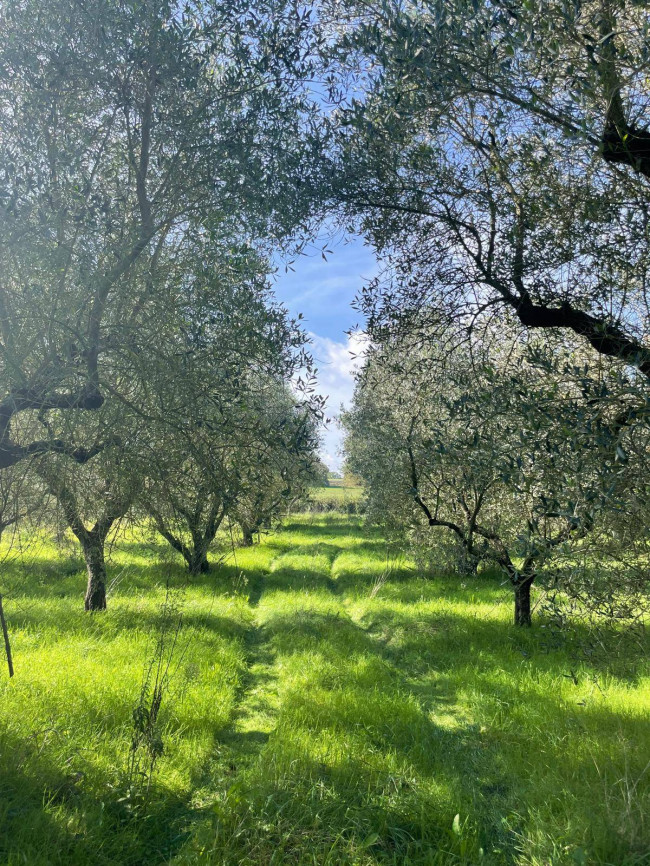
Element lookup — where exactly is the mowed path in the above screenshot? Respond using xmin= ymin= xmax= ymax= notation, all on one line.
xmin=178 ymin=516 xmax=650 ymax=866
xmin=217 ymin=518 xmax=382 ymax=775
xmin=194 ymin=515 xmax=479 ymax=862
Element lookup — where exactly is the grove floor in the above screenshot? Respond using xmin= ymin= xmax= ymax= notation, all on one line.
xmin=0 ymin=515 xmax=648 ymax=865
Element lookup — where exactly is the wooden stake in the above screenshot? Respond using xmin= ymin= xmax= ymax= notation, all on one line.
xmin=0 ymin=594 xmax=14 ymax=678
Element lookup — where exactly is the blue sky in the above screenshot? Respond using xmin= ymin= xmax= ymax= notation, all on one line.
xmin=272 ymin=234 xmax=377 ymax=471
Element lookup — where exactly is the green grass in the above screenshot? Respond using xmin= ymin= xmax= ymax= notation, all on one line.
xmin=0 ymin=515 xmax=648 ymax=865
xmin=326 ymin=477 xmax=362 ymax=489
xmin=305 ymin=486 xmax=364 ymax=512
xmin=310 ymin=485 xmax=363 ymax=499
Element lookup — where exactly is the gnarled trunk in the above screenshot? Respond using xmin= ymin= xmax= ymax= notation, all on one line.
xmin=187 ymin=525 xmax=212 ymax=575
xmin=81 ymin=532 xmax=107 ymax=611
xmin=36 ymin=467 xmax=129 ymax=611
xmin=513 ymin=576 xmax=534 ymax=627
xmin=186 ymin=551 xmax=210 ymax=575
xmin=240 ymin=524 xmax=254 ymax=547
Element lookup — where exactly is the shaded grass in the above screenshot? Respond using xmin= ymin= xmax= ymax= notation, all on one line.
xmin=0 ymin=514 xmax=648 ymax=865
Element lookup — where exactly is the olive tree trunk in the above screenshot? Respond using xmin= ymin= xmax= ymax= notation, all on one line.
xmin=240 ymin=524 xmax=255 ymax=547
xmin=513 ymin=577 xmax=534 ymax=627
xmin=148 ymin=498 xmax=226 ymax=576
xmin=186 ymin=549 xmax=210 ymax=575
xmin=80 ymin=531 xmax=108 ymax=611
xmin=37 ymin=469 xmax=129 ymax=612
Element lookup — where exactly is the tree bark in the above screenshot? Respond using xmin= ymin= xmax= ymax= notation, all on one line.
xmin=457 ymin=547 xmax=479 ymax=576
xmin=36 ymin=470 xmax=122 ymax=611
xmin=240 ymin=525 xmax=255 ymax=547
xmin=81 ymin=532 xmax=107 ymax=611
xmin=0 ymin=594 xmax=14 ymax=677
xmin=513 ymin=577 xmax=534 ymax=627
xmin=187 ymin=552 xmax=210 ymax=575
xmin=602 ymin=123 xmax=650 ymax=179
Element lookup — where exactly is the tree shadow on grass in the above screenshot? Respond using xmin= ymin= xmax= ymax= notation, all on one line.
xmin=220 ymin=598 xmax=649 ymax=864
xmin=0 ymin=734 xmax=80 ymax=866
xmin=195 ymin=605 xmax=516 ymax=863
xmin=358 ymin=598 xmax=650 ymax=685
xmin=3 ymin=557 xmax=253 ymax=635
xmin=280 ymin=516 xmax=371 ymax=539
xmin=355 ymin=574 xmax=512 ymax=606
xmin=263 ymin=562 xmax=339 ymax=596
xmin=201 ymin=743 xmax=507 ymax=864
xmin=332 ymin=547 xmax=416 ymax=593
xmin=0 ymin=726 xmax=202 ymax=866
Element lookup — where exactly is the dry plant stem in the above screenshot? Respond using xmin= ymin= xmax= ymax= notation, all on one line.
xmin=0 ymin=594 xmax=14 ymax=677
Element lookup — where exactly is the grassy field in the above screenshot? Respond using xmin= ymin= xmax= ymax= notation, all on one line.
xmin=0 ymin=515 xmax=648 ymax=865
xmin=310 ymin=485 xmax=364 ymax=500
xmin=305 ymin=486 xmax=364 ymax=512
xmin=325 ymin=477 xmax=362 ymax=489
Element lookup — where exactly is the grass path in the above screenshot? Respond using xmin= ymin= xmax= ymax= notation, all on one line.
xmin=0 ymin=515 xmax=648 ymax=865
xmin=218 ymin=558 xmax=279 ymax=773
xmin=179 ymin=518 xmax=650 ymax=866
xmin=217 ymin=533 xmax=357 ymax=790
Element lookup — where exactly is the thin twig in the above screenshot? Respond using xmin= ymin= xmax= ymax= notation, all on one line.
xmin=0 ymin=594 xmax=14 ymax=677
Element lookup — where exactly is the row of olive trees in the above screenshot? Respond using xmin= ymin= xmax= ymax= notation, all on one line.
xmin=28 ymin=369 xmax=320 ymax=610
xmin=6 ymin=0 xmax=650 ymax=624
xmin=0 ymin=0 xmax=325 ymax=608
xmin=343 ymin=328 xmax=650 ymax=626
xmin=319 ymin=1 xmax=650 ymax=625
xmin=3 ymin=240 xmax=322 ymax=609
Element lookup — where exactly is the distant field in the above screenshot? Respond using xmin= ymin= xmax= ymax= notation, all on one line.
xmin=305 ymin=485 xmax=365 ymax=513
xmin=0 ymin=515 xmax=648 ymax=864
xmin=326 ymin=477 xmax=362 ymax=489
xmin=310 ymin=484 xmax=364 ymax=501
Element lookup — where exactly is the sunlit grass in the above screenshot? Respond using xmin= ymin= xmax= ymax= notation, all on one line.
xmin=0 ymin=514 xmax=648 ymax=864
xmin=309 ymin=485 xmax=364 ymax=500
xmin=305 ymin=486 xmax=365 ymax=513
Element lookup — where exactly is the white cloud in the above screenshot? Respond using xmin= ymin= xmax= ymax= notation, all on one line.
xmin=308 ymin=331 xmax=369 ymax=471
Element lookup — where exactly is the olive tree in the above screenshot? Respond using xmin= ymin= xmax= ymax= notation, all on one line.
xmin=140 ymin=397 xmax=315 ymax=569
xmin=0 ymin=0 xmax=320 ymax=607
xmin=343 ymin=330 xmax=647 ymax=625
xmin=232 ymin=382 xmax=322 ymax=546
xmin=0 ymin=0 xmax=317 ymax=465
xmin=140 ymin=426 xmax=237 ymax=576
xmin=132 ymin=236 xmax=320 ymax=572
xmin=318 ymin=0 xmax=650 ymax=388
xmin=141 ymin=372 xmax=321 ymax=569
xmin=33 ymin=402 xmax=145 ymax=609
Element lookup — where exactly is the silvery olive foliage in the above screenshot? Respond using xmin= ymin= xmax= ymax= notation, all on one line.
xmin=320 ymin=0 xmax=650 ymax=383
xmin=141 ymin=373 xmax=320 ymax=573
xmin=323 ymin=1 xmax=650 ymax=626
xmin=0 ymin=0 xmax=319 ymax=465
xmin=231 ymin=382 xmax=323 ymax=546
xmin=0 ymin=0 xmax=324 ymax=607
xmin=30 ymin=234 xmax=320 ymax=605
xmin=343 ymin=327 xmax=650 ymax=625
